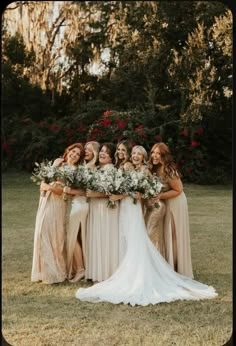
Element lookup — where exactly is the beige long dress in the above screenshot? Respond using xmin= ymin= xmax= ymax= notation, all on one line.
xmin=144 ymin=199 xmax=167 ymax=259
xmin=85 ymin=164 xmax=120 ymax=282
xmin=158 ymin=177 xmax=193 ymax=278
xmin=145 ymin=178 xmax=193 ymax=278
xmin=31 ymin=186 xmax=67 ymax=284
xmin=66 ymin=195 xmax=89 ymax=280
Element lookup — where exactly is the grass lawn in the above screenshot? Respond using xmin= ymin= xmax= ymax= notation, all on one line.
xmin=2 ymin=171 xmax=232 ymax=346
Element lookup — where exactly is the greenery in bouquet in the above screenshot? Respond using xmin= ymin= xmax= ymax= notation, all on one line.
xmin=80 ymin=165 xmax=97 ymax=202
xmin=122 ymin=169 xmax=150 ymax=204
xmin=87 ymin=166 xmax=118 ymax=208
xmin=56 ymin=164 xmax=78 ymax=201
xmin=30 ymin=160 xmax=59 ymax=197
xmin=121 ymin=170 xmax=163 ymax=207
xmin=142 ymin=174 xmax=163 ymax=208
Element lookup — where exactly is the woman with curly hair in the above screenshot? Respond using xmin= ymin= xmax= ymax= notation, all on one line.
xmin=146 ymin=142 xmax=193 ymax=278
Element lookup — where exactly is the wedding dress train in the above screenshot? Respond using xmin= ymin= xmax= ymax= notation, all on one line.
xmin=75 ymin=197 xmax=217 ymax=306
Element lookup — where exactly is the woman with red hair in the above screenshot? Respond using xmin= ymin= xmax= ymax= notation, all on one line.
xmin=146 ymin=142 xmax=193 ymax=278
xmin=63 ymin=141 xmax=100 ymax=283
xmin=31 ymin=143 xmax=84 ymax=284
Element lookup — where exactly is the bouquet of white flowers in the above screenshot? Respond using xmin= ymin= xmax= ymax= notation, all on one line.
xmin=121 ymin=170 xmax=163 ymax=207
xmin=56 ymin=164 xmax=78 ymax=201
xmin=142 ymin=174 xmax=163 ymax=208
xmin=88 ymin=166 xmax=118 ymax=208
xmin=31 ymin=160 xmax=58 ymax=197
xmin=79 ymin=165 xmax=97 ymax=202
xmin=73 ymin=164 xmax=87 ymax=189
xmin=120 ymin=169 xmax=148 ymax=204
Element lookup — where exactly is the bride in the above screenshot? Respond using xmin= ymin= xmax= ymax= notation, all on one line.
xmin=75 ymin=145 xmax=217 ymax=306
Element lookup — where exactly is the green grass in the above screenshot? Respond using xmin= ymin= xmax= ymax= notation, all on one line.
xmin=2 ymin=171 xmax=232 ymax=346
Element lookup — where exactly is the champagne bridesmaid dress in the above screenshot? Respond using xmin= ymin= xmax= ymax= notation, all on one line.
xmin=85 ymin=164 xmax=120 ymax=282
xmin=145 ymin=177 xmax=193 ymax=278
xmin=144 ymin=199 xmax=167 ymax=259
xmin=163 ymin=177 xmax=193 ymax=278
xmin=66 ymin=194 xmax=89 ymax=281
xmin=31 ymin=185 xmax=67 ymax=284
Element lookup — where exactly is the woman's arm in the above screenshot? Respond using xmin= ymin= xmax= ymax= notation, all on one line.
xmin=40 ymin=181 xmax=63 ymax=196
xmin=109 ymin=194 xmax=126 ymax=201
xmin=63 ymin=186 xmax=86 ymax=197
xmin=86 ymin=189 xmax=107 ymax=198
xmin=157 ymin=177 xmax=183 ymax=200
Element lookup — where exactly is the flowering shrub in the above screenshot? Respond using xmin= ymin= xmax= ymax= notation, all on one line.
xmin=2 ymin=110 xmax=230 ymax=184
xmin=171 ymin=126 xmax=209 ymax=184
xmin=3 ymin=115 xmax=88 ymax=171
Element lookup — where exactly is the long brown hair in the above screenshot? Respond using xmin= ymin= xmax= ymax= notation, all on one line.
xmin=62 ymin=143 xmax=84 ymax=164
xmin=100 ymin=142 xmax=116 ymax=164
xmin=114 ymin=140 xmax=132 ymax=168
xmin=148 ymin=142 xmax=181 ymax=178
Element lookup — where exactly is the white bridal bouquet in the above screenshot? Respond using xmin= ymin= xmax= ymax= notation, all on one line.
xmin=122 ymin=169 xmax=163 ymax=207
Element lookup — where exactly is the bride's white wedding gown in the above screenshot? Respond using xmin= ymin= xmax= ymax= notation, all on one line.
xmin=75 ymin=197 xmax=217 ymax=306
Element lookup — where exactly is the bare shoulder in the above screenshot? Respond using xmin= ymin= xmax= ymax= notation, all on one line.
xmin=168 ymin=175 xmax=183 ymax=190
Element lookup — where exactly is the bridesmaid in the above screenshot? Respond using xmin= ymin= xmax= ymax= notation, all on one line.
xmin=114 ymin=140 xmax=133 ymax=171
xmin=62 ymin=143 xmax=87 ymax=283
xmin=31 ymin=143 xmax=82 ymax=284
xmin=84 ymin=141 xmax=100 ymax=168
xmin=114 ymin=140 xmax=134 ymax=262
xmin=85 ymin=142 xmax=119 ymax=282
xmin=147 ymin=142 xmax=193 ymax=278
xmin=63 ymin=141 xmax=100 ymax=283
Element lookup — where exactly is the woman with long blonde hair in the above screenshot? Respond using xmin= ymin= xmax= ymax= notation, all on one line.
xmin=84 ymin=141 xmax=100 ymax=168
xmin=63 ymin=141 xmax=100 ymax=282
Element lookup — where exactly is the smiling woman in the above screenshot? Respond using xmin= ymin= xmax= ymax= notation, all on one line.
xmin=85 ymin=142 xmax=120 ymax=283
xmin=145 ymin=142 xmax=193 ymax=278
xmin=31 ymin=143 xmax=84 ymax=285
